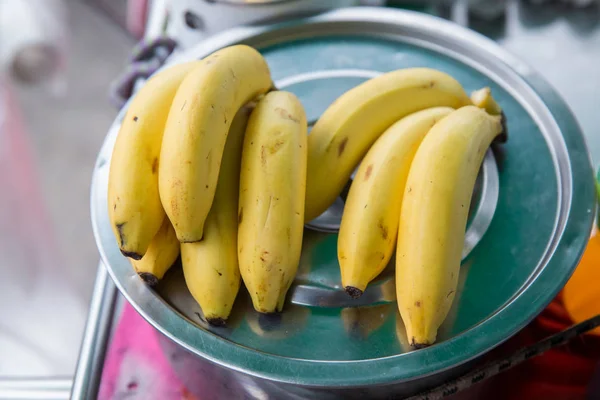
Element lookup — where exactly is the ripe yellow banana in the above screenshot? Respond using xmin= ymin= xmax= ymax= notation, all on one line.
xmin=159 ymin=45 xmax=273 ymax=243
xmin=396 ymin=105 xmax=504 ymax=348
xmin=305 ymin=68 xmax=472 ymax=221
xmin=338 ymin=107 xmax=454 ymax=298
xmin=108 ymin=61 xmax=199 ymax=259
xmin=131 ymin=216 xmax=180 ymax=286
xmin=238 ymin=91 xmax=307 ymax=313
xmin=180 ymin=107 xmax=250 ymax=326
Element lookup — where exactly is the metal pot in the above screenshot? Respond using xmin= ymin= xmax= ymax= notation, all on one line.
xmin=91 ymin=7 xmax=596 ymax=399
xmin=165 ymin=0 xmax=360 ymax=49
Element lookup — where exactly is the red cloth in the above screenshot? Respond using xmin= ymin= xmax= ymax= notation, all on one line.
xmin=471 ymin=293 xmax=600 ymax=400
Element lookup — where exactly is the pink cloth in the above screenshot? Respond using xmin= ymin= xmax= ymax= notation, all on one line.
xmin=126 ymin=0 xmax=149 ymax=39
xmin=98 ymin=303 xmax=196 ymax=400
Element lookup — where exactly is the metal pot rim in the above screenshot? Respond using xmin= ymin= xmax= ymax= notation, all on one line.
xmin=91 ymin=7 xmax=596 ymax=387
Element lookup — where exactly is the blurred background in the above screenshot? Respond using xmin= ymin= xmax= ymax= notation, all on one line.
xmin=0 ymin=0 xmax=598 ymax=392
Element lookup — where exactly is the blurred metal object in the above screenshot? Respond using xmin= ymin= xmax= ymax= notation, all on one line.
xmin=0 ymin=0 xmax=68 ymax=87
xmin=11 ymin=44 xmax=60 ymax=85
xmin=0 ymin=378 xmax=71 ymax=400
xmin=71 ymin=263 xmax=118 ymax=400
xmin=166 ymin=0 xmax=360 ymax=49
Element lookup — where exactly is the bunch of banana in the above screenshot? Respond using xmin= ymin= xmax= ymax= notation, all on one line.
xmin=108 ymin=61 xmax=200 ymax=260
xmin=396 ymin=104 xmax=505 ymax=348
xmin=180 ymin=107 xmax=250 ymax=326
xmin=238 ymin=90 xmax=308 ymax=314
xmin=107 ymin=37 xmax=510 ymax=341
xmin=131 ymin=217 xmax=179 ymax=286
xmin=338 ymin=107 xmax=455 ymax=298
xmin=305 ymin=67 xmax=472 ymax=222
xmin=159 ymin=45 xmax=273 ymax=243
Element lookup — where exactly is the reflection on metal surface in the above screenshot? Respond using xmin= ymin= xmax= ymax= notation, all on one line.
xmin=245 ymin=306 xmax=310 ymax=340
xmin=341 ymin=304 xmax=394 ymax=339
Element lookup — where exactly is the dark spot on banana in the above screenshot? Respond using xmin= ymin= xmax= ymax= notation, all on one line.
xmin=238 ymin=208 xmax=243 ymax=225
xmin=260 ymin=251 xmax=269 ymax=263
xmin=180 ymin=100 xmax=187 ymax=111
xmin=447 ymin=290 xmax=455 ymax=298
xmin=113 ymin=204 xmax=116 ymax=211
xmin=261 ymin=146 xmax=267 ymax=165
xmin=116 ymin=223 xmax=130 ymax=251
xmin=378 ymin=219 xmax=388 ymax=240
xmin=338 ymin=137 xmax=349 ymax=157
xmin=414 ymin=301 xmax=421 ymax=307
xmin=205 ymin=185 xmax=209 ymax=189
xmin=138 ymin=272 xmax=158 ymax=286
xmin=215 ymin=269 xmax=222 ymax=277
xmin=133 ymin=116 xmax=138 ymax=122
xmin=151 ymin=158 xmax=159 ymax=174
xmin=121 ymin=249 xmax=142 ymax=260
xmin=207 ymin=317 xmax=226 ymax=327
xmin=407 ymin=187 xmax=412 ymax=193
xmin=274 ymin=107 xmax=299 ymax=123
xmin=345 ymin=286 xmax=363 ymax=299
xmin=365 ymin=164 xmax=374 ymax=180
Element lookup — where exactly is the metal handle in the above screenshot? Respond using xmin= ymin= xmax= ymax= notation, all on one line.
xmin=70 ymin=262 xmax=118 ymax=400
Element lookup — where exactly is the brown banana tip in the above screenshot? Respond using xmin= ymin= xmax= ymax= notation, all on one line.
xmin=207 ymin=317 xmax=226 ymax=327
xmin=138 ymin=272 xmax=159 ymax=287
xmin=410 ymin=340 xmax=431 ymax=350
xmin=345 ymin=286 xmax=363 ymax=299
xmin=258 ymin=312 xmax=283 ymax=331
xmin=121 ymin=249 xmax=143 ymax=260
xmin=494 ymin=111 xmax=508 ymax=144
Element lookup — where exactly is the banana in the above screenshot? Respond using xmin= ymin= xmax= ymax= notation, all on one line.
xmin=180 ymin=107 xmax=250 ymax=326
xmin=339 ymin=107 xmax=454 ymax=298
xmin=238 ymin=91 xmax=307 ymax=313
xmin=396 ymin=105 xmax=504 ymax=348
xmin=305 ymin=68 xmax=472 ymax=221
xmin=159 ymin=45 xmax=273 ymax=243
xmin=108 ymin=61 xmax=200 ymax=259
xmin=131 ymin=216 xmax=180 ymax=286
